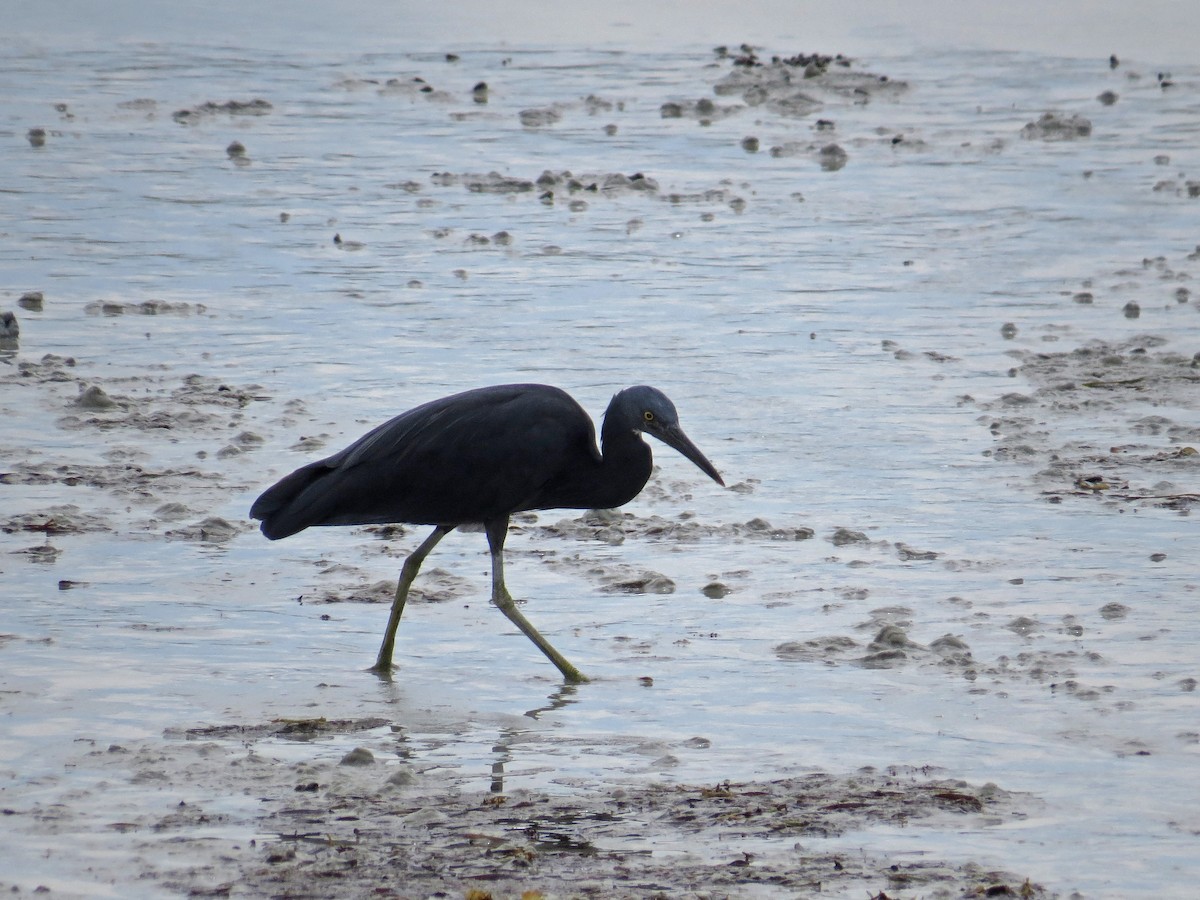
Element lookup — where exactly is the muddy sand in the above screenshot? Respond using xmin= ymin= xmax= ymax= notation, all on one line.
xmin=14 ymin=720 xmax=1043 ymax=899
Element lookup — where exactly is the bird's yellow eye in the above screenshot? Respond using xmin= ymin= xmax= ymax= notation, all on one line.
xmin=643 ymin=411 xmax=655 ymax=422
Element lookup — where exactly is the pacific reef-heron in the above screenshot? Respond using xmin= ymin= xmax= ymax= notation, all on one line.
xmin=250 ymin=383 xmax=724 ymax=682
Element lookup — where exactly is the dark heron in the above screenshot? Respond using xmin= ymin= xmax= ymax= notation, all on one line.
xmin=250 ymin=383 xmax=724 ymax=682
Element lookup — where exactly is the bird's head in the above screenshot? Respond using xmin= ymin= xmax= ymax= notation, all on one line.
xmin=610 ymin=385 xmax=724 ymax=487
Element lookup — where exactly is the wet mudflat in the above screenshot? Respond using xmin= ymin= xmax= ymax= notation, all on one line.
xmin=2 ymin=24 xmax=1199 ymax=900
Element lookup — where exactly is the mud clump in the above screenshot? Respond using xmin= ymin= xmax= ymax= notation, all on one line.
xmin=519 ymin=106 xmax=562 ymax=127
xmin=712 ymin=50 xmax=906 ymax=115
xmin=2 ymin=505 xmax=112 ymax=535
xmin=1020 ymin=112 xmax=1093 ymax=140
xmin=339 ymin=747 xmax=375 ymax=766
xmin=463 ymin=171 xmax=536 ymax=193
xmin=85 ymin=298 xmax=208 ymax=316
xmin=896 ymin=541 xmax=939 ymax=560
xmin=0 ymin=310 xmax=18 ymax=340
xmin=597 ymin=567 xmax=676 ymax=594
xmin=165 ymin=516 xmax=244 ymax=542
xmin=438 ymin=169 xmax=661 ymax=199
xmin=75 ymin=384 xmax=117 ymax=409
xmin=536 ymin=169 xmax=659 ymax=196
xmin=660 ymin=97 xmax=742 ymax=122
xmin=817 ymin=142 xmax=849 ymax=170
xmin=316 ymin=568 xmax=472 ymax=605
xmin=172 ymin=99 xmax=272 ymax=123
xmin=171 ymin=717 xmax=390 ymax=741
xmin=829 ymin=526 xmax=869 ymax=546
xmin=775 ymin=634 xmax=860 ymax=662
xmin=767 ymin=140 xmax=849 ymax=172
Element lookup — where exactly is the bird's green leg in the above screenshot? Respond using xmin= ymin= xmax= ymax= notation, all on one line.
xmin=485 ymin=518 xmax=589 ymax=684
xmin=371 ymin=525 xmax=452 ymax=673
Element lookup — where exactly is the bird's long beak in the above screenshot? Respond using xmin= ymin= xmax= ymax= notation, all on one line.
xmin=647 ymin=422 xmax=725 ymax=487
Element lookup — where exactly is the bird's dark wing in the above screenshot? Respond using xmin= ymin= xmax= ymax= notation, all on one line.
xmin=251 ymin=384 xmax=602 ymax=539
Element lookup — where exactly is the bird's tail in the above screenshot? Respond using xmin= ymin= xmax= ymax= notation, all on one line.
xmin=249 ymin=462 xmax=330 ymax=540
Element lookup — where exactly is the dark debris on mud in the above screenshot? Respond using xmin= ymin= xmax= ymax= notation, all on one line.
xmin=168 ymin=716 xmax=391 ymax=741
xmin=171 ymin=98 xmax=273 ymax=124
xmin=1 ymin=504 xmax=111 ymax=536
xmin=238 ymin=776 xmax=1045 ymax=900
xmin=109 ymin=722 xmax=1047 ymax=900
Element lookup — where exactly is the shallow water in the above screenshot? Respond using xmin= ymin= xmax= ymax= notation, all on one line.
xmin=3 ymin=10 xmax=1199 ymax=899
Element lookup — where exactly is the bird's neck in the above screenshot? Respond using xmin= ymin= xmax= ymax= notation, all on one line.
xmin=594 ymin=420 xmax=653 ymax=509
